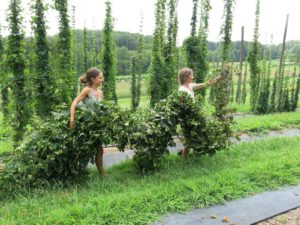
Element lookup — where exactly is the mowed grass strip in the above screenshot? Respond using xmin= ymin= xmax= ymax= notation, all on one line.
xmin=233 ymin=111 xmax=300 ymax=133
xmin=1 ymin=137 xmax=300 ymax=224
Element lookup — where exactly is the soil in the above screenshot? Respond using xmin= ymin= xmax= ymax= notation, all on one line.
xmin=255 ymin=208 xmax=300 ymax=225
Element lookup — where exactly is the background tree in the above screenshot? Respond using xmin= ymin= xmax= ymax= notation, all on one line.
xmin=220 ymin=0 xmax=234 ymax=64
xmin=184 ymin=0 xmax=200 ymax=82
xmin=241 ymin=61 xmax=248 ymax=104
xmin=197 ymin=0 xmax=211 ymax=97
xmin=255 ymin=47 xmax=270 ymax=114
xmin=270 ymin=70 xmax=278 ymax=112
xmin=190 ymin=0 xmax=198 ymax=37
xmin=0 ymin=23 xmax=9 ymax=121
xmin=236 ymin=26 xmax=244 ymax=103
xmin=213 ymin=0 xmax=234 ymax=120
xmin=131 ymin=56 xmax=138 ymax=110
xmin=136 ymin=13 xmax=144 ymax=108
xmin=71 ymin=5 xmax=78 ymax=91
xmin=31 ymin=0 xmax=55 ymax=117
xmin=162 ymin=0 xmax=178 ymax=98
xmin=277 ymin=58 xmax=286 ymax=111
xmin=6 ymin=0 xmax=29 ymax=147
xmin=150 ymin=0 xmax=165 ymax=106
xmin=101 ymin=0 xmax=118 ymax=103
xmin=54 ymin=0 xmax=74 ymax=104
xmin=292 ymin=72 xmax=300 ymax=111
xmin=83 ymin=23 xmax=88 ymax=71
xmin=248 ymin=0 xmax=261 ymax=111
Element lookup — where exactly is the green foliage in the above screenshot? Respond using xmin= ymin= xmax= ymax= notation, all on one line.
xmin=171 ymin=93 xmax=231 ymax=155
xmin=230 ymin=78 xmax=235 ymax=103
xmin=31 ymin=0 xmax=55 ymax=117
xmin=6 ymin=0 xmax=30 ymax=147
xmin=241 ymin=61 xmax=248 ymax=104
xmin=212 ymin=65 xmax=234 ymax=141
xmin=269 ymin=71 xmax=278 ymax=112
xmin=184 ymin=36 xmax=200 ymax=74
xmin=150 ymin=0 xmax=167 ymax=106
xmin=116 ymin=46 xmax=132 ymax=75
xmin=292 ymin=72 xmax=300 ymax=110
xmin=277 ymin=63 xmax=286 ymax=111
xmin=129 ymin=102 xmax=178 ymax=172
xmin=0 ymin=24 xmax=10 ymax=121
xmin=197 ymin=0 xmax=211 ymax=97
xmin=149 ymin=51 xmax=164 ymax=107
xmin=0 ymin=90 xmax=233 ymax=191
xmin=135 ymin=18 xmax=144 ymax=108
xmin=0 ymin=100 xmax=128 ymax=193
xmin=130 ymin=90 xmax=232 ymax=172
xmin=255 ymin=48 xmax=270 ymax=114
xmin=54 ymin=0 xmax=74 ymax=104
xmin=101 ymin=0 xmax=118 ymax=103
xmin=220 ymin=0 xmax=234 ymax=63
xmin=0 ymin=25 xmax=3 ymax=61
xmin=190 ymin=0 xmax=198 ymax=37
xmin=185 ymin=0 xmax=210 ymax=98
xmin=83 ymin=25 xmax=88 ymax=71
xmin=131 ymin=56 xmax=138 ymax=110
xmin=235 ymin=26 xmax=244 ymax=104
xmin=255 ymin=77 xmax=270 ymax=114
xmin=162 ymin=0 xmax=178 ymax=98
xmin=129 ymin=16 xmax=144 ymax=110
xmin=248 ymin=0 xmax=261 ymax=111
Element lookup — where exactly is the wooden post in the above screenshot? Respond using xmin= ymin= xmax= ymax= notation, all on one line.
xmin=275 ymin=14 xmax=289 ymax=106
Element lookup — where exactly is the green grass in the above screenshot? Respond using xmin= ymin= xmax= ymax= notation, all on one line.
xmin=116 ymin=80 xmax=148 ymax=99
xmin=233 ymin=111 xmax=300 ymax=133
xmin=1 ymin=137 xmax=300 ymax=224
xmin=116 ymin=78 xmax=150 ymax=108
xmin=228 ymin=99 xmax=251 ymax=113
xmin=118 ymin=95 xmax=150 ymax=109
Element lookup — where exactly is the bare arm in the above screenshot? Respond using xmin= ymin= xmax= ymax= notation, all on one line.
xmin=69 ymin=87 xmax=90 ymax=128
xmin=193 ymin=75 xmax=223 ymax=90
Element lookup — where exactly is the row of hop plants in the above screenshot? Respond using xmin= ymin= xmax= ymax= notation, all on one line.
xmin=256 ymin=71 xmax=300 ymax=114
xmin=0 ymin=69 xmax=233 ymax=199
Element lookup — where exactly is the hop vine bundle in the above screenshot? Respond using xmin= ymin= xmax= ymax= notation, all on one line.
xmin=0 ymin=85 xmax=233 ymax=197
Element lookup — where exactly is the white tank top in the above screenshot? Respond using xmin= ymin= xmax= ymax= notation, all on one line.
xmin=178 ymin=83 xmax=196 ymax=101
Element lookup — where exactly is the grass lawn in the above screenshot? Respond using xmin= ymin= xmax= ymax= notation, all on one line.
xmin=116 ymin=80 xmax=148 ymax=99
xmin=117 ymin=95 xmax=150 ymax=109
xmin=233 ymin=111 xmax=300 ymax=133
xmin=0 ymin=137 xmax=300 ymax=224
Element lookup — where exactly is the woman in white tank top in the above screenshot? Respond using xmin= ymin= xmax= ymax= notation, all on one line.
xmin=177 ymin=68 xmax=222 ymax=156
xmin=178 ymin=68 xmax=221 ymax=102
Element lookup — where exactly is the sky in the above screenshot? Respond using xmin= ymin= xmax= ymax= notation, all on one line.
xmin=0 ymin=0 xmax=299 ymax=45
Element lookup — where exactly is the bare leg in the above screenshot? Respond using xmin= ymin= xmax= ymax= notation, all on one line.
xmin=95 ymin=146 xmax=105 ymax=176
xmin=182 ymin=147 xmax=190 ymax=158
xmin=178 ymin=147 xmax=189 ymax=158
